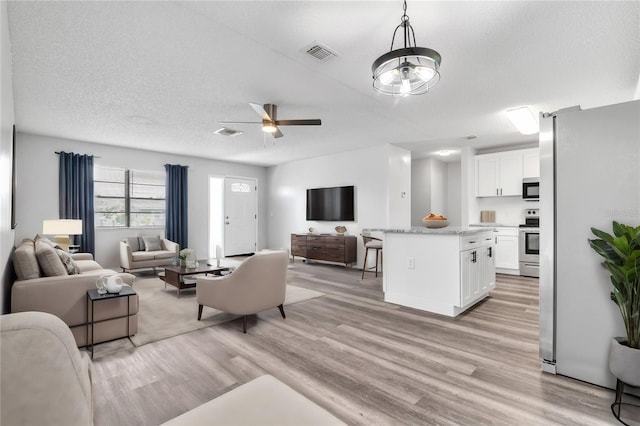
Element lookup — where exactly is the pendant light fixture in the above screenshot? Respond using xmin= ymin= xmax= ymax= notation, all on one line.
xmin=372 ymin=0 xmax=442 ymax=97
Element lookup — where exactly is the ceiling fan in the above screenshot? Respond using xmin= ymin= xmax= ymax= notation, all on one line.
xmin=220 ymin=103 xmax=321 ymax=138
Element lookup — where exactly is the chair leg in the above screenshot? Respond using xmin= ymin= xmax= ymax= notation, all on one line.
xmin=197 ymin=304 xmax=203 ymax=320
xmin=375 ymin=249 xmax=379 ymax=277
xmin=361 ymin=248 xmax=369 ymax=280
xmin=278 ymin=304 xmax=286 ymax=319
xmin=242 ymin=316 xmax=248 ymax=333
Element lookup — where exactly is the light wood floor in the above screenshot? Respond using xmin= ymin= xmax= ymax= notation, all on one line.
xmin=92 ymin=261 xmax=636 ymax=425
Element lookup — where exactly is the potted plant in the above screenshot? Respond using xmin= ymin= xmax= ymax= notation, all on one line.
xmin=589 ymin=221 xmax=640 ymax=419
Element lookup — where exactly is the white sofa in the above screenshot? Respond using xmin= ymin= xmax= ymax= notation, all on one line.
xmin=0 ymin=311 xmax=346 ymax=426
xmin=119 ymin=235 xmax=179 ymax=272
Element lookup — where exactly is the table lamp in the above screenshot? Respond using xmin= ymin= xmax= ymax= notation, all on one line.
xmin=42 ymin=219 xmax=83 ymax=252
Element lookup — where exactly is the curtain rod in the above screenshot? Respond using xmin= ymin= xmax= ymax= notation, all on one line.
xmin=55 ymin=151 xmax=101 ymax=158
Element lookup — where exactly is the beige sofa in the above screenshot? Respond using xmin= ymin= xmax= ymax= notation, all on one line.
xmin=11 ymin=237 xmax=138 ymax=347
xmin=1 ymin=311 xmax=346 ymax=426
xmin=120 ymin=235 xmax=179 ymax=272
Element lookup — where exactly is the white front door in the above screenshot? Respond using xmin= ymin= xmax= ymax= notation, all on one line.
xmin=223 ymin=177 xmax=257 ymax=256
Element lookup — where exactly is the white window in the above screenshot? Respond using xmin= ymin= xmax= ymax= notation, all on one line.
xmin=94 ymin=166 xmax=165 ymax=228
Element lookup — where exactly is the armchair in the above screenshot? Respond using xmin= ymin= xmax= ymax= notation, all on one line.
xmin=196 ymin=250 xmax=288 ymax=333
xmin=1 ymin=311 xmax=93 ymax=426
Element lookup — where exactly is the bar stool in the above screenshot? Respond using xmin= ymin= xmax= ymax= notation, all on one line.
xmin=361 ymin=235 xmax=383 ymax=279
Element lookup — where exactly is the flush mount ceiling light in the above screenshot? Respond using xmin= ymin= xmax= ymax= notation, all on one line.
xmin=372 ymin=0 xmax=442 ymax=97
xmin=506 ymin=106 xmax=539 ymax=135
xmin=436 ymin=150 xmax=454 ymax=157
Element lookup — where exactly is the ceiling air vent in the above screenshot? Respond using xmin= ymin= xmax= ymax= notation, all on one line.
xmin=214 ymin=127 xmax=243 ymax=137
xmin=304 ymin=42 xmax=338 ymax=62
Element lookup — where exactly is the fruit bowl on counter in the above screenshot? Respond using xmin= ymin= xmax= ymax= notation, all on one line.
xmin=422 ymin=213 xmax=449 ymax=228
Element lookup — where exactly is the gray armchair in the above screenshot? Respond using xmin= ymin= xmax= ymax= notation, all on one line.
xmin=196 ymin=251 xmax=288 ymax=333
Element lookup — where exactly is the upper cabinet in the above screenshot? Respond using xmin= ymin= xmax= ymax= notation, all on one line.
xmin=522 ymin=148 xmax=540 ymax=178
xmin=475 ymin=151 xmax=523 ymax=197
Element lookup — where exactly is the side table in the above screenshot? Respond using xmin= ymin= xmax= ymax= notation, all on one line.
xmin=86 ymin=286 xmax=137 ymax=359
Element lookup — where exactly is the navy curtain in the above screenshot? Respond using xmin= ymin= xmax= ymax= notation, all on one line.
xmin=165 ymin=164 xmax=188 ymax=249
xmin=59 ymin=151 xmax=95 ymax=255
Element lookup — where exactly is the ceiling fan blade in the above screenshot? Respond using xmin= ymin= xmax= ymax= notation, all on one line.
xmin=249 ymin=102 xmax=271 ymax=121
xmin=275 ymin=119 xmax=322 ymax=126
xmin=273 ymin=128 xmax=284 ymax=138
xmin=218 ymin=121 xmax=262 ymax=124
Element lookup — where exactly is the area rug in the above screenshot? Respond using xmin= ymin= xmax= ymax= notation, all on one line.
xmin=91 ymin=277 xmax=324 ymax=358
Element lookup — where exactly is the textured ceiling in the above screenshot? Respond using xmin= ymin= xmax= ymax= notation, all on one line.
xmin=6 ymin=1 xmax=640 ymax=166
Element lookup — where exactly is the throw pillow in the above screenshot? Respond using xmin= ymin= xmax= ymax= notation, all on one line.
xmin=34 ymin=234 xmax=62 ymax=250
xmin=143 ymin=235 xmax=162 ymax=251
xmin=125 ymin=237 xmax=140 ymax=252
xmin=56 ymin=249 xmax=80 ymax=275
xmin=13 ymin=238 xmax=41 ymax=280
xmin=35 ymin=239 xmax=68 ymax=277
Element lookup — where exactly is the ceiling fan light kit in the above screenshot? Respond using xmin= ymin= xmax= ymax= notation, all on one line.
xmin=372 ymin=0 xmax=442 ymax=97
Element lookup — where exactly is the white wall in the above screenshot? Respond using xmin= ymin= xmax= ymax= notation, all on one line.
xmin=446 ymin=162 xmax=461 ymax=227
xmin=430 ymin=158 xmax=447 ymax=215
xmin=14 ymin=133 xmax=268 ymax=269
xmin=411 ymin=157 xmax=431 ymax=226
xmin=411 ymin=157 xmax=453 ymax=226
xmin=266 ymin=144 xmax=411 ymax=269
xmin=1 ymin=0 xmax=16 ymax=313
xmin=386 ymin=145 xmax=411 ymax=227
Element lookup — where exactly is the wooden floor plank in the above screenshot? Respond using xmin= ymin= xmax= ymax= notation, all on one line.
xmin=92 ymin=263 xmax=637 ymax=425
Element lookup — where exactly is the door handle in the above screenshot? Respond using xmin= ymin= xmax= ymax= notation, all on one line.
xmin=472 ymin=251 xmax=477 ymax=263
xmin=488 ymin=247 xmax=492 ymax=257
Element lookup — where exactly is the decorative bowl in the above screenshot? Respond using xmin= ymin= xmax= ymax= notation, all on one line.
xmin=423 ymin=219 xmax=449 ymax=228
xmin=335 ymin=226 xmax=347 ymax=234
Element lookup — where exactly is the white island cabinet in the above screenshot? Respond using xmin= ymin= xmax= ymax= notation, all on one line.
xmin=365 ymin=227 xmax=496 ymax=317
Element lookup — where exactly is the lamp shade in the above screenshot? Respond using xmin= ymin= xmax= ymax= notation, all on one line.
xmin=42 ymin=219 xmax=83 ymax=235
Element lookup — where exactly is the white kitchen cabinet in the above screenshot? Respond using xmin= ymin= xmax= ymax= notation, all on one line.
xmin=493 ymin=227 xmax=520 ymax=273
xmin=476 ymin=151 xmax=523 ymax=197
xmin=460 ymin=233 xmax=495 ymax=308
xmin=522 ymin=148 xmax=540 ymax=178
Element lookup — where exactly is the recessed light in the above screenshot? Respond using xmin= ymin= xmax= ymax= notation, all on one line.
xmin=436 ymin=150 xmax=454 ymax=157
xmin=465 ymin=135 xmax=478 ymax=140
xmin=506 ymin=106 xmax=539 ymax=135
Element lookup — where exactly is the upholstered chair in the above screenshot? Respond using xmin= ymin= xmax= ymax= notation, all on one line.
xmin=196 ymin=251 xmax=288 ymax=333
xmin=0 ymin=311 xmax=93 ymax=426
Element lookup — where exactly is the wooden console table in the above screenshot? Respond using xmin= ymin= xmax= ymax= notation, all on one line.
xmin=291 ymin=233 xmax=356 ymax=269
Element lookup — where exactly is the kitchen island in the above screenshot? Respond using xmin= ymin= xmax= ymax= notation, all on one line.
xmin=364 ymin=227 xmax=496 ymax=317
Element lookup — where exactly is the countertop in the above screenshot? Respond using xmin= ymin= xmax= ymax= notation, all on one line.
xmin=469 ymin=223 xmax=519 ymax=228
xmin=363 ymin=227 xmax=494 ymax=236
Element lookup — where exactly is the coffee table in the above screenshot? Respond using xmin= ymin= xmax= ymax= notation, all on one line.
xmin=161 ymin=261 xmax=229 ymax=298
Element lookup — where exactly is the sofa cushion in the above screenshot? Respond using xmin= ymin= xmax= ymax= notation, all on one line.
xmin=56 ymin=249 xmax=80 ymax=275
xmin=35 ymin=239 xmax=68 ymax=277
xmin=74 ymin=259 xmax=103 ymax=273
xmin=13 ymin=239 xmax=41 ymax=280
xmin=35 ymin=234 xmax=61 ymax=250
xmin=154 ymin=251 xmax=176 ymax=260
xmin=142 ymin=235 xmax=162 ymax=251
xmin=132 ymin=252 xmax=156 ymax=261
xmin=125 ymin=237 xmax=141 ymax=252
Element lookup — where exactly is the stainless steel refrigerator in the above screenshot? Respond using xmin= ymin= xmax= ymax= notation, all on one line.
xmin=539 ymin=100 xmax=640 ymax=388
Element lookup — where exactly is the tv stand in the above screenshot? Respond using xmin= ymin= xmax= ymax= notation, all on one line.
xmin=291 ymin=234 xmax=356 ymax=269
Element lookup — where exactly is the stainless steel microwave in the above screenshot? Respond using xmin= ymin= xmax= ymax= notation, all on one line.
xmin=522 ymin=178 xmax=539 ymax=200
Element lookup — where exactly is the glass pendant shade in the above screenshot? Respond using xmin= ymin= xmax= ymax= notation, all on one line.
xmin=372 ymin=1 xmax=441 ymax=97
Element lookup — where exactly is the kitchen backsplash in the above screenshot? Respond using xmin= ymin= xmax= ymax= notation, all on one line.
xmin=474 ymin=197 xmax=540 ymax=225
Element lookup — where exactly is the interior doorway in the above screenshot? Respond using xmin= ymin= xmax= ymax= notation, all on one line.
xmin=209 ymin=176 xmax=258 ymax=259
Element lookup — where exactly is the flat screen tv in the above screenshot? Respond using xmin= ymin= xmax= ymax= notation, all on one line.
xmin=306 ymin=185 xmax=355 ymax=221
